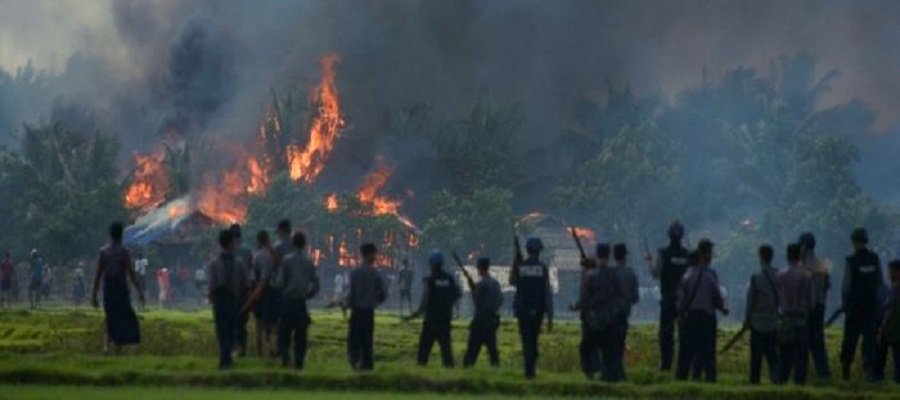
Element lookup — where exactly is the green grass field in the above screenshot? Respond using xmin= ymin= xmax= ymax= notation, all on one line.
xmin=0 ymin=308 xmax=894 ymax=399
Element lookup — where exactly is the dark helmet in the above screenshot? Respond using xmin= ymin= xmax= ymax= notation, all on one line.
xmin=798 ymin=232 xmax=816 ymax=250
xmin=477 ymin=257 xmax=491 ymax=269
xmin=525 ymin=237 xmax=544 ymax=254
xmin=595 ymin=242 xmax=611 ymax=259
xmin=851 ymin=228 xmax=869 ymax=244
xmin=667 ymin=220 xmax=685 ymax=240
xmin=428 ymin=250 xmax=444 ymax=267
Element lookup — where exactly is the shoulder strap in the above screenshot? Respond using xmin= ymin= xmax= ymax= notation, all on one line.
xmin=762 ymin=269 xmax=780 ymax=308
xmin=682 ymin=268 xmax=705 ymax=314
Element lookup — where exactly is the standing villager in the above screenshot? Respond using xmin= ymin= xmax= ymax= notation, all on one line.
xmin=0 ymin=252 xmax=13 ymax=308
xmin=208 ymin=229 xmax=248 ymax=370
xmin=134 ymin=251 xmax=149 ymax=311
xmin=29 ymin=250 xmax=44 ymax=309
xmin=405 ymin=251 xmax=461 ymax=367
xmin=840 ymin=228 xmax=884 ymax=381
xmin=571 ymin=243 xmax=604 ymax=379
xmin=798 ymin=232 xmax=832 ymax=379
xmin=398 ymin=259 xmax=414 ymax=316
xmin=344 ymin=243 xmax=387 ymax=371
xmin=73 ymin=263 xmax=86 ymax=306
xmin=647 ymin=221 xmax=690 ymax=371
xmin=156 ymin=267 xmax=171 ymax=309
xmin=265 ymin=220 xmax=292 ymax=339
xmin=463 ymin=257 xmax=503 ymax=368
xmin=230 ymin=224 xmax=254 ymax=357
xmin=744 ymin=245 xmax=779 ymax=384
xmin=775 ymin=243 xmax=815 ymax=385
xmin=872 ymin=273 xmax=891 ymax=382
xmin=510 ymin=237 xmax=553 ymax=379
xmin=876 ymin=260 xmax=900 ymax=383
xmin=611 ymin=243 xmax=639 ymax=381
xmin=249 ymin=230 xmax=276 ymax=355
xmin=333 ymin=266 xmax=349 ymax=319
xmin=676 ymin=240 xmax=727 ymax=383
xmin=273 ymin=231 xmax=320 ymax=369
xmin=91 ymin=222 xmax=145 ymax=354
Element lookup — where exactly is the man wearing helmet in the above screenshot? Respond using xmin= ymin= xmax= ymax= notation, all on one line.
xmin=510 ymin=237 xmax=553 ymax=379
xmin=646 ymin=221 xmax=690 ymax=371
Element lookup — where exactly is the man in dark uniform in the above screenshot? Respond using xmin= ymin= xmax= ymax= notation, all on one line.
xmin=405 ymin=251 xmax=461 ymax=367
xmin=775 ymin=243 xmax=815 ymax=385
xmin=647 ymin=221 xmax=690 ymax=371
xmin=676 ymin=239 xmax=727 ymax=382
xmin=398 ymin=259 xmax=414 ymax=316
xmin=273 ymin=231 xmax=320 ymax=369
xmin=208 ymin=229 xmax=248 ymax=370
xmin=344 ymin=243 xmax=387 ymax=371
xmin=841 ymin=228 xmax=884 ymax=381
xmin=570 ymin=243 xmax=606 ymax=378
xmin=463 ymin=257 xmax=503 ymax=368
xmin=611 ymin=243 xmax=639 ymax=381
xmin=230 ymin=224 xmax=254 ymax=357
xmin=510 ymin=237 xmax=553 ymax=379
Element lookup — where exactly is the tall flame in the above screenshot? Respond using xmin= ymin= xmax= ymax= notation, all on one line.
xmin=287 ymin=53 xmax=344 ymax=184
xmin=124 ymin=148 xmax=169 ymax=211
xmin=358 ymin=157 xmax=400 ymax=215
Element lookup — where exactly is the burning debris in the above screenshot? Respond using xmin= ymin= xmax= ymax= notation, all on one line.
xmin=357 ymin=157 xmax=401 ymax=216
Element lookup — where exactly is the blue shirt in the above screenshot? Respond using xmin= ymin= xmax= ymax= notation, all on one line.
xmin=30 ymin=257 xmax=44 ymax=280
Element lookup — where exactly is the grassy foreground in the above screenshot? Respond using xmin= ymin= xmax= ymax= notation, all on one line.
xmin=0 ymin=308 xmax=895 ymax=399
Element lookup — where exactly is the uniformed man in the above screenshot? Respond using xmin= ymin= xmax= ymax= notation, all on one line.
xmin=676 ymin=239 xmax=727 ymax=382
xmin=647 ymin=221 xmax=690 ymax=371
xmin=876 ymin=260 xmax=900 ymax=383
xmin=463 ymin=257 xmax=503 ymax=368
xmin=265 ymin=219 xmax=292 ymax=344
xmin=798 ymin=232 xmax=832 ymax=378
xmin=208 ymin=229 xmax=248 ymax=370
xmin=249 ymin=230 xmax=277 ymax=356
xmin=230 ymin=224 xmax=254 ymax=357
xmin=570 ymin=243 xmax=605 ymax=379
xmin=575 ymin=243 xmax=624 ymax=381
xmin=611 ymin=243 xmax=639 ymax=381
xmin=745 ymin=245 xmax=779 ymax=384
xmin=405 ymin=251 xmax=461 ymax=367
xmin=398 ymin=259 xmax=414 ymax=316
xmin=510 ymin=237 xmax=553 ymax=379
xmin=344 ymin=243 xmax=387 ymax=371
xmin=840 ymin=228 xmax=884 ymax=381
xmin=273 ymin=231 xmax=320 ymax=369
xmin=775 ymin=243 xmax=815 ymax=385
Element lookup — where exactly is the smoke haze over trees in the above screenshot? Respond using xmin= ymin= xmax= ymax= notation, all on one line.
xmin=0 ymin=0 xmax=898 ymax=303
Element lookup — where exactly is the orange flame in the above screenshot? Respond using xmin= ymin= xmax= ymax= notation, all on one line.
xmin=246 ymin=157 xmax=268 ymax=195
xmin=124 ymin=148 xmax=169 ymax=211
xmin=325 ymin=193 xmax=339 ymax=212
xmin=197 ymin=169 xmax=248 ymax=225
xmin=358 ymin=157 xmax=400 ymax=215
xmin=572 ymin=227 xmax=596 ymax=243
xmin=287 ymin=53 xmax=343 ymax=184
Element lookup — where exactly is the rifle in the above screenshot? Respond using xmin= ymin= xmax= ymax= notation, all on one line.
xmin=719 ymin=324 xmax=749 ymax=354
xmin=825 ymin=308 xmax=845 ymax=328
xmin=451 ymin=251 xmax=476 ymax=290
xmin=509 ymin=236 xmax=524 ymax=285
xmin=570 ymin=227 xmax=587 ymax=261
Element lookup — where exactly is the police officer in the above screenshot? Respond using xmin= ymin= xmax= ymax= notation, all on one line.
xmin=273 ymin=231 xmax=320 ymax=369
xmin=576 ymin=243 xmax=624 ymax=381
xmin=745 ymin=245 xmax=779 ymax=384
xmin=676 ymin=239 xmax=727 ymax=382
xmin=405 ymin=251 xmax=461 ymax=367
xmin=208 ymin=229 xmax=248 ymax=370
xmin=798 ymin=232 xmax=832 ymax=378
xmin=841 ymin=228 xmax=884 ymax=381
xmin=647 ymin=220 xmax=690 ymax=371
xmin=570 ymin=243 xmax=606 ymax=379
xmin=510 ymin=237 xmax=553 ymax=379
xmin=344 ymin=243 xmax=387 ymax=371
xmin=611 ymin=243 xmax=639 ymax=381
xmin=463 ymin=257 xmax=503 ymax=368
xmin=775 ymin=243 xmax=815 ymax=385
xmin=229 ymin=224 xmax=254 ymax=357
